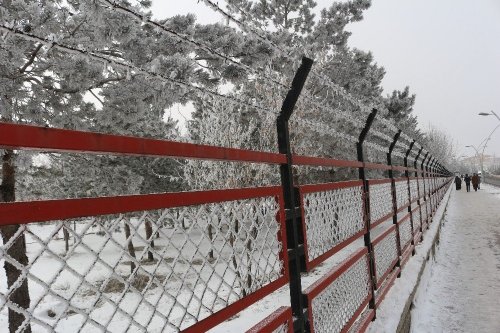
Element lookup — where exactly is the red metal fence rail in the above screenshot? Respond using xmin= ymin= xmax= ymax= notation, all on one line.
xmin=0 ymin=121 xmax=452 ymax=333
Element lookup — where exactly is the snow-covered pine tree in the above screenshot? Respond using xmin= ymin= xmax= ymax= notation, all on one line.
xmin=220 ymin=0 xmax=394 ymax=181
xmin=384 ymin=86 xmax=423 ymax=141
xmin=1 ymin=1 xmax=192 ymax=329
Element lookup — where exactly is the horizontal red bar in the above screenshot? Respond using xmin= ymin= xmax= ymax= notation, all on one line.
xmin=304 ymin=247 xmax=368 ymax=299
xmin=391 ymin=165 xmax=408 ymax=172
xmin=413 ymin=231 xmax=422 ymax=244
xmin=401 ymin=244 xmax=413 ymax=266
xmin=397 ymin=212 xmax=411 ymax=224
xmin=376 ymin=256 xmax=399 ymax=289
xmin=0 ymin=122 xmax=286 ymax=164
xmin=372 ymin=224 xmax=397 ymax=246
xmin=246 ymin=307 xmax=292 ymax=333
xmin=364 ymin=162 xmax=392 ymax=171
xmin=375 ymin=267 xmax=400 ymax=307
xmin=0 ymin=186 xmax=281 ymax=226
xmin=184 ymin=276 xmax=288 ymax=333
xmin=396 ymin=204 xmax=410 ymax=214
xmin=305 ymin=229 xmax=366 ymax=271
xmin=352 ymin=309 xmax=375 ymax=333
xmin=394 ymin=177 xmax=408 ymax=182
xmin=300 ymin=180 xmax=363 ymax=194
xmin=340 ymin=294 xmax=372 ymax=333
xmin=292 ymin=155 xmax=363 ymax=168
xmin=367 ymin=178 xmax=392 ymax=185
xmin=371 ymin=212 xmax=394 ymax=229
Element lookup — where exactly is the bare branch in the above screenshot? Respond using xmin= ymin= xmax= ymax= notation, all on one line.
xmin=19 ymin=44 xmax=43 ymax=74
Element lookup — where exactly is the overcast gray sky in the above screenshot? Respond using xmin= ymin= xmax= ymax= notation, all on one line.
xmin=151 ymin=0 xmax=500 ymax=158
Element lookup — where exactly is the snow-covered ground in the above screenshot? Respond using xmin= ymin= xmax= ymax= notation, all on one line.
xmin=411 ymin=184 xmax=500 ymax=333
xmin=366 ymin=185 xmax=453 ymax=333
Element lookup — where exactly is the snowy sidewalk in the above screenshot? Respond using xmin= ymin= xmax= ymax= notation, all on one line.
xmin=411 ymin=184 xmax=500 ymax=333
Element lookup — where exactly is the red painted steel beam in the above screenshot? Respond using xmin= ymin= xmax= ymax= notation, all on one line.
xmin=292 ymin=155 xmax=363 ymax=168
xmin=304 ymin=247 xmax=371 ymax=333
xmin=0 ymin=122 xmax=286 ymax=164
xmin=299 ymin=180 xmax=364 ymax=194
xmin=371 ymin=224 xmax=397 ymax=246
xmin=246 ymin=307 xmax=293 ymax=333
xmin=363 ymin=162 xmax=393 ymax=171
xmin=303 ymin=247 xmax=368 ymax=299
xmin=0 ymin=186 xmax=282 ymax=226
xmin=391 ymin=165 xmax=409 ymax=172
xmin=375 ymin=267 xmax=400 ymax=307
xmin=367 ymin=178 xmax=392 ymax=185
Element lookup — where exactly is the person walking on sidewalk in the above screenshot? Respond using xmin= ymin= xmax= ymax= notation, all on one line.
xmin=464 ymin=174 xmax=471 ymax=192
xmin=471 ymin=173 xmax=479 ymax=191
xmin=455 ymin=175 xmax=462 ymax=190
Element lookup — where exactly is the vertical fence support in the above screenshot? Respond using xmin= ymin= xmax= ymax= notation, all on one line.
xmin=387 ymin=130 xmax=402 ymax=274
xmin=276 ymin=56 xmax=313 ymax=333
xmin=425 ymin=156 xmax=433 ymax=222
xmin=430 ymin=158 xmax=437 ymax=212
xmin=357 ymin=108 xmax=378 ymax=319
xmin=414 ymin=147 xmax=423 ymax=243
xmin=420 ymin=152 xmax=429 ymax=234
xmin=404 ymin=140 xmax=415 ymax=253
xmin=434 ymin=160 xmax=439 ymax=208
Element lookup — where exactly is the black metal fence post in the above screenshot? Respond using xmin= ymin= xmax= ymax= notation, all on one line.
xmin=387 ymin=130 xmax=402 ymax=273
xmin=276 ymin=56 xmax=313 ymax=333
xmin=430 ymin=158 xmax=437 ymax=212
xmin=404 ymin=140 xmax=415 ymax=252
xmin=425 ymin=156 xmax=433 ymax=221
xmin=420 ymin=152 xmax=429 ymax=232
xmin=414 ymin=147 xmax=423 ymax=243
xmin=357 ymin=108 xmax=378 ymax=319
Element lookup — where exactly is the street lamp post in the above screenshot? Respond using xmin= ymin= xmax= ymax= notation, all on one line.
xmin=465 ymin=144 xmax=481 ymax=173
xmin=478 ymin=110 xmax=500 ymax=122
xmin=477 ymin=111 xmax=500 ymax=180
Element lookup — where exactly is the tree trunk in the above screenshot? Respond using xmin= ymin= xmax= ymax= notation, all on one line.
xmin=229 ymin=219 xmax=246 ymax=297
xmin=144 ymin=218 xmax=154 ymax=262
xmin=208 ymin=223 xmax=214 ymax=260
xmin=0 ymin=150 xmax=32 ymax=333
xmin=246 ymin=224 xmax=258 ymax=293
xmin=63 ymin=224 xmax=70 ymax=253
xmin=123 ymin=221 xmax=136 ymax=274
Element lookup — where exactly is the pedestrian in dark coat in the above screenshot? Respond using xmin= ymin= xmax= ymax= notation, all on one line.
xmin=454 ymin=176 xmax=462 ymax=190
xmin=471 ymin=173 xmax=479 ymax=191
xmin=464 ymin=174 xmax=471 ymax=192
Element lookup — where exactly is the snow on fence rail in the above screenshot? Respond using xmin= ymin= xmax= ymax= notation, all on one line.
xmin=0 ymin=122 xmax=452 ymax=333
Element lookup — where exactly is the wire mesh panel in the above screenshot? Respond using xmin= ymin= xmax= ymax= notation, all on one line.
xmin=367 ymin=180 xmax=393 ymax=226
xmin=394 ymin=179 xmax=409 ymax=210
xmin=409 ymin=179 xmax=419 ymax=202
xmin=427 ymin=199 xmax=433 ymax=219
xmin=0 ymin=187 xmax=288 ymax=333
xmin=372 ymin=226 xmax=398 ymax=289
xmin=346 ymin=307 xmax=375 ymax=333
xmin=300 ymin=181 xmax=365 ymax=270
xmin=420 ymin=201 xmax=428 ymax=226
xmin=246 ymin=307 xmax=293 ymax=333
xmin=304 ymin=248 xmax=372 ymax=333
xmin=418 ymin=177 xmax=425 ymax=198
xmin=412 ymin=206 xmax=422 ymax=234
xmin=398 ymin=216 xmax=412 ymax=252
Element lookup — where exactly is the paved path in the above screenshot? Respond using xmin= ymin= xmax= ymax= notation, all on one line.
xmin=411 ymin=184 xmax=500 ymax=333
